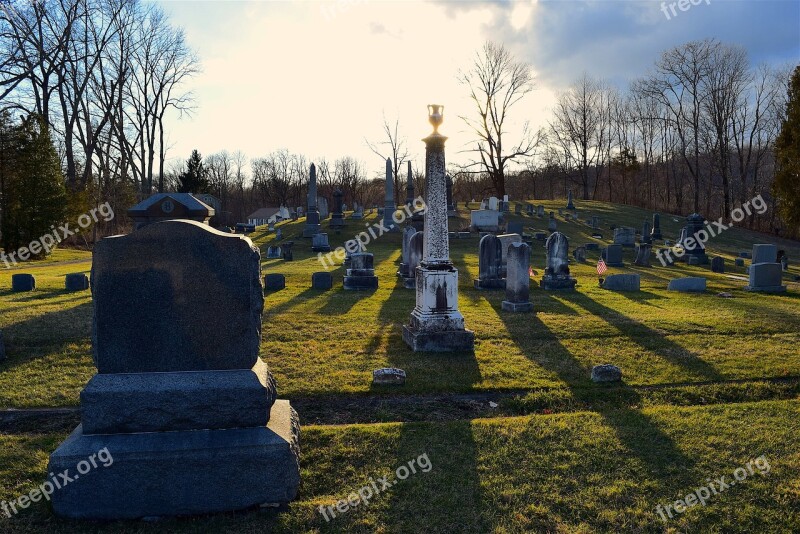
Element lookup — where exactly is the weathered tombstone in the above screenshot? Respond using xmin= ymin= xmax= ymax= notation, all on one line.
xmin=602 ymin=245 xmax=625 ymax=267
xmin=515 ymin=203 xmax=522 ymax=215
xmin=507 ymin=221 xmax=523 ymax=236
xmin=276 ymin=228 xmax=283 ymax=240
xmin=128 ymin=193 xmax=214 ymax=229
xmin=641 ymin=221 xmax=652 ymax=244
xmin=488 ymin=196 xmax=500 ymax=211
xmin=268 ymin=222 xmax=275 ymax=232
xmin=668 ymin=277 xmax=707 ymax=292
xmin=497 ymin=233 xmax=523 ymax=266
xmin=65 ymin=273 xmax=90 ymax=291
xmin=680 ymin=213 xmax=709 ymax=264
xmin=566 ymin=190 xmax=575 ymax=210
xmin=403 ymin=105 xmax=474 ymax=352
xmin=591 ymin=364 xmax=622 ymax=383
xmin=48 ymin=220 xmax=300 ymax=519
xmin=264 ymin=273 xmax=285 ymax=291
xmin=526 ymin=204 xmax=534 ymax=216
xmin=711 ymin=256 xmax=725 ymax=273
xmin=343 ymin=253 xmax=378 ymax=290
xmin=11 ymin=273 xmax=35 ymax=292
xmin=312 ymin=233 xmax=331 ymax=252
xmin=779 ymin=250 xmax=789 ymax=271
xmin=474 ymin=234 xmax=505 ymax=289
xmin=330 ymin=188 xmax=344 ymax=228
xmin=601 ymin=273 xmax=640 ymax=291
xmin=266 ymin=245 xmax=282 ymax=259
xmin=403 ymin=231 xmax=424 ymax=289
xmin=398 ymin=226 xmax=418 ymax=278
xmin=318 ymin=196 xmax=329 ymax=220
xmin=540 ymin=232 xmax=576 ymax=290
xmin=548 ymin=212 xmax=557 ymax=232
xmin=634 ymin=244 xmax=652 ymax=267
xmin=470 ymin=209 xmax=501 ymax=232
xmin=311 ymin=271 xmax=333 ymax=290
xmin=613 ymin=227 xmax=636 ymax=247
xmin=590 ymin=216 xmax=600 ymax=229
xmin=351 ymin=204 xmax=364 ymax=220
xmin=573 ymin=246 xmax=587 ymax=263
xmin=734 ymin=258 xmax=745 ymax=267
xmin=739 ymin=251 xmax=752 ymax=259
xmin=303 ymin=164 xmax=321 ymax=237
xmin=502 ymin=242 xmax=533 ymax=312
xmin=501 ymin=194 xmax=510 ymax=213
xmin=282 ymin=241 xmax=294 ymax=261
xmin=651 ymin=213 xmax=663 ymax=240
xmin=537 ymin=205 xmax=545 ymax=218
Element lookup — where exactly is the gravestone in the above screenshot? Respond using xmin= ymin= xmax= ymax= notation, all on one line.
xmin=573 ymin=246 xmax=587 ymax=263
xmin=318 ymin=196 xmax=329 ymax=220
xmin=330 ymin=189 xmax=344 ymax=228
xmin=641 ymin=221 xmax=652 ymax=245
xmin=668 ymin=277 xmax=707 ymax=292
xmin=502 ymin=242 xmax=533 ymax=312
xmin=65 ymin=273 xmax=90 ymax=291
xmin=276 ymin=228 xmax=283 ymax=240
xmin=613 ymin=227 xmax=636 ymax=247
xmin=268 ymin=222 xmax=275 ymax=232
xmin=497 ymin=233 xmax=523 ymax=264
xmin=474 ymin=234 xmax=505 ymax=289
xmin=383 ymin=158 xmax=399 ymax=232
xmin=515 ymin=203 xmax=522 ymax=214
xmin=128 ymin=193 xmax=214 ymax=229
xmin=403 ymin=231 xmax=424 ymax=289
xmin=373 ymin=368 xmax=406 ymax=386
xmin=281 ymin=241 xmax=294 ymax=261
xmin=590 ymin=216 xmax=600 ymax=229
xmin=601 ymin=274 xmax=640 ymax=291
xmin=343 ymin=253 xmax=378 ymax=290
xmin=488 ymin=196 xmax=500 ymax=211
xmin=311 ymin=271 xmax=333 ymax=290
xmin=651 ymin=213 xmax=663 ymax=240
xmin=537 ymin=205 xmax=545 ymax=218
xmin=566 ymin=190 xmax=575 ymax=210
xmin=681 ymin=213 xmax=709 ymax=264
xmin=266 ymin=245 xmax=282 ymax=259
xmin=585 ymin=243 xmax=600 ymax=252
xmin=634 ymin=244 xmax=652 ymax=267
xmin=540 ymin=232 xmax=576 ymax=290
xmin=264 ymin=273 xmax=285 ymax=291
xmin=446 ymin=174 xmax=457 ymax=217
xmin=548 ymin=212 xmax=557 ymax=232
xmin=779 ymin=251 xmax=789 ymax=271
xmin=526 ymin=204 xmax=534 ymax=216
xmin=11 ymin=273 xmax=35 ymax=292
xmin=739 ymin=251 xmax=752 ymax=259
xmin=735 ymin=258 xmax=745 ymax=267
xmin=406 ymin=161 xmax=415 ymax=207
xmin=507 ymin=221 xmax=524 ymax=236
xmin=711 ymin=256 xmax=725 ymax=273
xmin=745 ymin=263 xmax=786 ymax=293
xmin=48 ymin=220 xmax=300 ymax=519
xmin=303 ymin=164 xmax=321 ymax=237
xmin=470 ymin=209 xmax=501 ymax=232
xmin=752 ymin=244 xmax=778 ymax=264
xmin=398 ymin=226 xmax=418 ymax=278
xmin=312 ymin=233 xmax=331 ymax=252
xmin=602 ymin=245 xmax=625 ymax=267
xmin=591 ymin=364 xmax=622 ymax=383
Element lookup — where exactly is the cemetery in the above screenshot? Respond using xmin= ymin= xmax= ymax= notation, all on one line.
xmin=0 ymin=1 xmax=798 ymax=531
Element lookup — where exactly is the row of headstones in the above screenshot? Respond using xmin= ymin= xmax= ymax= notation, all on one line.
xmin=4 ymin=273 xmax=89 ymax=292
xmin=264 ymin=253 xmax=378 ymax=291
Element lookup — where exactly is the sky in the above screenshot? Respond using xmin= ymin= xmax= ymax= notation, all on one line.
xmin=154 ymin=0 xmax=800 ymax=175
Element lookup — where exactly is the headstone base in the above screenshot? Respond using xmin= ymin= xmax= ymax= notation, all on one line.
xmin=540 ymin=276 xmax=577 ymax=291
xmin=48 ymin=400 xmax=300 ymax=520
xmin=474 ymin=278 xmax=506 ymax=290
xmin=501 ymin=300 xmax=533 ymax=313
xmin=343 ymin=275 xmax=378 ymax=290
xmin=397 ymin=264 xmax=409 ymax=278
xmin=312 ymin=245 xmax=331 ymax=252
xmin=744 ymin=285 xmax=787 ymax=293
xmin=402 ymin=325 xmax=475 ymax=352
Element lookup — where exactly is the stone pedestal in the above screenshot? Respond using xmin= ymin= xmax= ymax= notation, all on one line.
xmin=403 ymin=104 xmax=473 ymax=352
xmin=48 ymin=220 xmax=300 ymax=519
xmin=343 ymin=253 xmax=378 ymax=290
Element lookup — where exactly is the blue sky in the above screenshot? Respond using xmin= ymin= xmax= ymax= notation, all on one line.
xmin=155 ymin=0 xmax=800 ymax=172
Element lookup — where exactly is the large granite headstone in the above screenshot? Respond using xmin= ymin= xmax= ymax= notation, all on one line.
xmin=541 ymin=232 xmax=576 ymax=290
xmin=681 ymin=213 xmax=709 ymax=264
xmin=344 ymin=252 xmax=379 ymax=290
xmin=502 ymin=242 xmax=533 ymax=312
xmin=602 ymin=245 xmax=625 ymax=267
xmin=48 ymin=220 xmax=300 ymax=519
xmin=634 ymin=244 xmax=652 ymax=267
xmin=745 ymin=244 xmax=786 ymax=293
xmin=601 ymin=273 xmax=640 ymax=291
xmin=470 ymin=210 xmax=501 ymax=232
xmin=651 ymin=213 xmax=663 ymax=240
xmin=312 ymin=233 xmax=331 ymax=252
xmin=613 ymin=227 xmax=636 ymax=247
xmin=11 ymin=273 xmax=35 ymax=292
xmin=475 ymin=234 xmax=505 ymax=289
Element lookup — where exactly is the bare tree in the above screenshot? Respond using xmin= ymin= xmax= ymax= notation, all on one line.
xmin=365 ymin=113 xmax=408 ymax=203
xmin=458 ymin=41 xmax=541 ymax=197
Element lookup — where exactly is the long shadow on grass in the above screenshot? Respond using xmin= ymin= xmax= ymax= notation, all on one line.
xmin=569 ymin=292 xmax=724 ymax=382
xmin=491 ymin=300 xmax=695 ymax=481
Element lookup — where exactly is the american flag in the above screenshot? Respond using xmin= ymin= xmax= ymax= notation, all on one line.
xmin=597 ymin=258 xmax=608 ymax=275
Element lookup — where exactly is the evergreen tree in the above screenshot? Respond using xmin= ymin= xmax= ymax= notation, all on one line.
xmin=0 ymin=115 xmax=67 ymax=256
xmin=774 ymin=65 xmax=800 ymax=234
xmin=177 ymin=150 xmax=210 ymax=194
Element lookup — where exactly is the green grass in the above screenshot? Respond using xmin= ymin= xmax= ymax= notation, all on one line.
xmin=1 ymin=201 xmax=799 ymax=407
xmin=1 ymin=399 xmax=798 ymax=532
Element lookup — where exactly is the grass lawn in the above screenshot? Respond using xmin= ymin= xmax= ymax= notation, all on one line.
xmin=0 ymin=200 xmax=798 ymax=532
